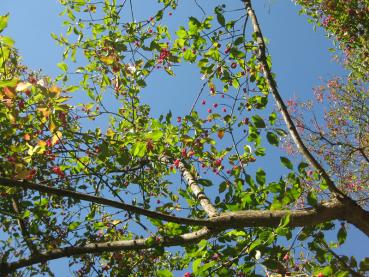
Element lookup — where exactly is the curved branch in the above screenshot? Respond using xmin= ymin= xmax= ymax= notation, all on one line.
xmin=0 ymin=177 xmax=209 ymax=227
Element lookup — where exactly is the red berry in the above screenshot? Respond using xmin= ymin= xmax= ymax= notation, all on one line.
xmin=317 ymin=273 xmax=324 ymax=277
xmin=52 ymin=166 xmax=65 ymax=178
xmin=201 ymin=100 xmax=206 ymax=105
xmin=207 ymin=108 xmax=212 ymax=113
xmin=213 ymin=103 xmax=218 ymax=108
xmin=283 ymin=254 xmax=289 ymax=261
xmin=177 ymin=116 xmax=182 ymax=123
xmin=173 ymin=159 xmax=180 ymax=168
xmin=181 ymin=148 xmax=187 ymax=157
xmin=231 ymin=62 xmax=237 ymax=69
xmin=214 ymin=159 xmax=222 ymax=167
xmin=184 ymin=273 xmax=191 ymax=277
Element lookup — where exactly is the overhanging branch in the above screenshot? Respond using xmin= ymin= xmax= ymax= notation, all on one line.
xmin=0 ymin=200 xmax=356 ymax=273
xmin=0 ymin=176 xmax=209 ymax=227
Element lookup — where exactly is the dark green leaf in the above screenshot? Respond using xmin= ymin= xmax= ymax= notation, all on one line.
xmin=198 ymin=179 xmax=213 ymax=187
xmin=266 ymin=132 xmax=279 ymax=146
xmin=251 ymin=115 xmax=266 ymax=128
xmin=280 ymin=156 xmax=293 ymax=170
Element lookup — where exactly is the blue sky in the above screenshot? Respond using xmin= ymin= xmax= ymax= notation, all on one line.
xmin=0 ymin=0 xmax=367 ymax=276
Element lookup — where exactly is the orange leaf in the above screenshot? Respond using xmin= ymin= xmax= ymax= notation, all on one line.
xmin=217 ymin=129 xmax=225 ymax=139
xmin=3 ymin=86 xmax=16 ymax=98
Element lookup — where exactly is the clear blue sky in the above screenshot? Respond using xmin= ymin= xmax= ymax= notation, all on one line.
xmin=0 ymin=0 xmax=367 ymax=276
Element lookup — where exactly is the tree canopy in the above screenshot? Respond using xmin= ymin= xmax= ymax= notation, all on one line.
xmin=0 ymin=0 xmax=368 ymax=276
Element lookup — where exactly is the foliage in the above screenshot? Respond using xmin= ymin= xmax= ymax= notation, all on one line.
xmin=0 ymin=1 xmax=368 ymax=276
xmin=295 ymin=0 xmax=369 ymax=80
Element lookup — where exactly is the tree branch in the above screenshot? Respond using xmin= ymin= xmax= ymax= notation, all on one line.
xmin=11 ymin=197 xmax=39 ymax=256
xmin=1 ymin=228 xmax=215 ymax=274
xmin=243 ymin=0 xmax=345 ymax=199
xmin=160 ymin=156 xmax=219 ymax=217
xmin=0 ymin=176 xmax=209 ymax=227
xmin=1 ymin=199 xmax=363 ymax=273
xmin=243 ymin=0 xmax=369 ymax=238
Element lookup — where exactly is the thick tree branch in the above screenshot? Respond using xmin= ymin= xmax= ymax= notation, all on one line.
xmin=0 ymin=177 xmax=209 ymax=227
xmin=1 ymin=200 xmax=363 ymax=273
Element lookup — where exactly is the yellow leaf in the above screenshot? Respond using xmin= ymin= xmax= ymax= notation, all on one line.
xmin=8 ymin=112 xmax=17 ymax=124
xmin=106 ymin=128 xmax=114 ymax=137
xmin=52 ymin=131 xmax=62 ymax=145
xmin=100 ymin=56 xmax=115 ymax=65
xmin=37 ymin=107 xmax=50 ymax=118
xmin=49 ymin=120 xmax=56 ymax=132
xmin=49 ymin=85 xmax=62 ymax=97
xmin=38 ymin=140 xmax=47 ymax=147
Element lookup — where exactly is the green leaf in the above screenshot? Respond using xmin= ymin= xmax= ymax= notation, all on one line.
xmin=192 ymin=258 xmax=202 ymax=273
xmin=156 ymin=270 xmax=173 ymax=277
xmin=219 ymin=181 xmax=227 ymax=193
xmin=269 ymin=112 xmax=277 ymax=125
xmin=337 ymin=224 xmax=347 ymax=245
xmin=307 ymin=191 xmax=318 ymax=206
xmin=234 ymin=37 xmax=244 ymax=45
xmin=256 ymin=168 xmax=266 ymax=185
xmin=22 ymin=210 xmax=31 ymax=219
xmin=298 ymin=162 xmax=309 ymax=173
xmin=216 ymin=13 xmax=225 ymax=26
xmin=132 ymin=142 xmax=147 ymax=157
xmin=147 ymin=130 xmax=163 ymax=141
xmin=359 ymin=257 xmax=369 ymax=271
xmin=57 ymin=62 xmax=68 ymax=72
xmin=176 ymin=28 xmax=187 ymax=38
xmin=0 ymin=14 xmax=9 ymax=33
xmin=279 ymin=214 xmax=290 ymax=228
xmin=0 ymin=79 xmax=17 ymax=88
xmin=266 ymin=132 xmax=279 ymax=146
xmin=255 ymin=147 xmax=266 ymax=156
xmin=68 ymin=221 xmax=81 ymax=231
xmin=198 ymin=179 xmax=212 ymax=187
xmin=280 ymin=157 xmax=293 ymax=170
xmin=251 ymin=115 xmax=266 ymax=128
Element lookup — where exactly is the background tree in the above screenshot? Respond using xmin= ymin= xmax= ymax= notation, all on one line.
xmin=0 ymin=0 xmax=368 ymax=276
